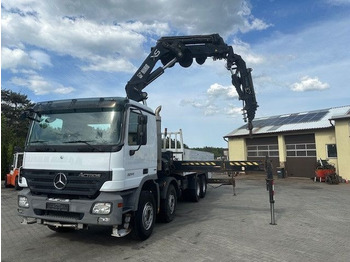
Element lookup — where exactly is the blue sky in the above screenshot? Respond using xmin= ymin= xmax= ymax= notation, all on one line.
xmin=2 ymin=0 xmax=350 ymax=147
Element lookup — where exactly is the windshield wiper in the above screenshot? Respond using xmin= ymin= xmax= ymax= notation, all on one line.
xmin=30 ymin=140 xmax=48 ymax=144
xmin=63 ymin=140 xmax=102 ymax=152
xmin=28 ymin=140 xmax=56 ymax=151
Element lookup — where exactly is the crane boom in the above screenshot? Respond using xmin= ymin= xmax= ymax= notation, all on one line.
xmin=125 ymin=34 xmax=258 ymax=131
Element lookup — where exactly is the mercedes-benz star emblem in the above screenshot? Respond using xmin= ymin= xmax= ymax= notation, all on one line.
xmin=54 ymin=173 xmax=67 ymax=190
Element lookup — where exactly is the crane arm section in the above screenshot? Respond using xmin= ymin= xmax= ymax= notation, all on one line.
xmin=125 ymin=34 xmax=258 ymax=131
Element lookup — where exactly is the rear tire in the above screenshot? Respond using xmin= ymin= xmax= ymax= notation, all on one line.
xmin=189 ymin=176 xmax=200 ymax=202
xmin=132 ymin=191 xmax=156 ymax=240
xmin=199 ymin=175 xmax=207 ymax=198
xmin=159 ymin=184 xmax=177 ymax=222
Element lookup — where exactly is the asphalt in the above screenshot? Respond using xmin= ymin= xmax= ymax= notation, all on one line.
xmin=1 ymin=175 xmax=350 ymax=262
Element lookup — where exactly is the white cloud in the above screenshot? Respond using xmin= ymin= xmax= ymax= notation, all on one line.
xmin=180 ymin=99 xmax=209 ymax=109
xmin=29 ymin=50 xmax=52 ymax=67
xmin=1 ymin=10 xmax=146 ymax=72
xmin=226 ymin=106 xmax=243 ymax=116
xmin=238 ymin=1 xmax=272 ymax=33
xmin=180 ymin=83 xmax=242 ymax=116
xmin=54 ymin=85 xmax=76 ymax=95
xmin=163 ymin=0 xmax=271 ymax=36
xmin=1 ymin=0 xmax=271 ymax=76
xmin=290 ymin=76 xmax=330 ymax=92
xmin=207 ymin=83 xmax=238 ymax=99
xmin=39 ymin=16 xmax=140 ymax=58
xmin=116 ymin=21 xmax=170 ymax=36
xmin=180 ymin=99 xmax=220 ymax=116
xmin=231 ymin=39 xmax=265 ymax=65
xmin=181 ymin=97 xmax=243 ymax=117
xmin=2 ymin=47 xmax=52 ymax=70
xmin=10 ymin=74 xmax=75 ymax=95
xmin=81 ymin=56 xmax=136 ymax=73
xmin=2 ymin=47 xmax=37 ymax=69
xmin=1 ymin=0 xmax=269 ymax=49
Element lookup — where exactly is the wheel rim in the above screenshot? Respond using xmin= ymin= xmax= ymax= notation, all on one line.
xmin=168 ymin=193 xmax=175 ymax=214
xmin=142 ymin=202 xmax=154 ymax=230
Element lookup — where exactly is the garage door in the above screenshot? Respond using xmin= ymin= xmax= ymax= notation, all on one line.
xmin=285 ymin=134 xmax=316 ymax=178
xmin=246 ymin=137 xmax=279 ymax=176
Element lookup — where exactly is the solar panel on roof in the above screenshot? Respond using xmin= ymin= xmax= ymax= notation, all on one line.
xmin=267 ymin=125 xmax=282 ymax=131
xmin=244 ymin=110 xmax=329 ymax=130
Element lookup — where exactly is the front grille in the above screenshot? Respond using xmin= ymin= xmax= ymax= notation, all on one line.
xmin=34 ymin=209 xmax=84 ymax=220
xmin=22 ymin=169 xmax=111 ymax=199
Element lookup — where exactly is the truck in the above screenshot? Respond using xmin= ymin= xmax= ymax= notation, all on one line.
xmin=18 ymin=34 xmax=259 ymax=240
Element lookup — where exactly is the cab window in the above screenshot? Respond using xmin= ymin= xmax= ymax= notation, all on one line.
xmin=128 ymin=110 xmax=147 ymax=145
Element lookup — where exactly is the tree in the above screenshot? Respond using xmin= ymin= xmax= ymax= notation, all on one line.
xmin=1 ymin=89 xmax=33 ymax=179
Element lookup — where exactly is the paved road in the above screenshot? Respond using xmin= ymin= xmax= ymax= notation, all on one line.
xmin=2 ymin=176 xmax=350 ymax=262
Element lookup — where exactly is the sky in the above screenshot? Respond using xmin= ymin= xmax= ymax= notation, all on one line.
xmin=1 ymin=0 xmax=350 ymax=148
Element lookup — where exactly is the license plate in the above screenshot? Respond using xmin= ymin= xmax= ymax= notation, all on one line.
xmin=46 ymin=202 xmax=69 ymax=212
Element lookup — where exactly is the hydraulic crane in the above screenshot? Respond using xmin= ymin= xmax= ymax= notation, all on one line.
xmin=125 ymin=34 xmax=258 ymax=132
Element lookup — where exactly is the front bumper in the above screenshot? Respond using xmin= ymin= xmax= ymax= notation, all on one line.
xmin=18 ymin=189 xmax=124 ymax=226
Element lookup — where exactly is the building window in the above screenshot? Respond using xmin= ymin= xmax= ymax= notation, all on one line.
xmin=247 ymin=144 xmax=279 ymax=157
xmin=326 ymin=144 xmax=337 ymax=158
xmin=286 ymin=143 xmax=316 ymax=157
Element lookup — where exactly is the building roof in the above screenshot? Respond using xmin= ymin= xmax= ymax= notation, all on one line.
xmin=330 ymin=113 xmax=350 ymax=120
xmin=225 ymin=105 xmax=350 ymax=138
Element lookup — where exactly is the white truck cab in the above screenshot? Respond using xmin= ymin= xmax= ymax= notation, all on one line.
xmin=18 ymin=97 xmax=161 ymax=239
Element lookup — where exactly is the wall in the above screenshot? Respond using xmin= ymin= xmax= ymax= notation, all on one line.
xmin=334 ymin=119 xmax=350 ymax=180
xmin=314 ymin=128 xmax=338 ymax=172
xmin=227 ymin=137 xmax=246 ymax=160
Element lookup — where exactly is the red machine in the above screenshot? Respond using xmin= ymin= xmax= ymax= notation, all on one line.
xmin=314 ymin=159 xmax=339 ymax=184
xmin=4 ymin=152 xmax=23 ymax=190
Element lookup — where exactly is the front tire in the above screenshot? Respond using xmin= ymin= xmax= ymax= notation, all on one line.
xmin=133 ymin=191 xmax=156 ymax=240
xmin=159 ymin=184 xmax=177 ymax=222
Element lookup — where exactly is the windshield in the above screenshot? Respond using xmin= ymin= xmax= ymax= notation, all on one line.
xmin=27 ymin=110 xmax=123 ymax=150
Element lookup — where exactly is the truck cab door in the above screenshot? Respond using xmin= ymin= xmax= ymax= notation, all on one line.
xmin=123 ymin=108 xmax=157 ymax=189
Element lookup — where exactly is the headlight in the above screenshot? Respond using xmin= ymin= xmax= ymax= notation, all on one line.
xmin=18 ymin=196 xmax=29 ymax=208
xmin=92 ymin=203 xmax=112 ymax=215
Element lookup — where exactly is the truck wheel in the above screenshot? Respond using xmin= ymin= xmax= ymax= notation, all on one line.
xmin=199 ymin=175 xmax=207 ymax=198
xmin=189 ymin=176 xmax=200 ymax=202
xmin=159 ymin=184 xmax=177 ymax=222
xmin=132 ymin=191 xmax=156 ymax=240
